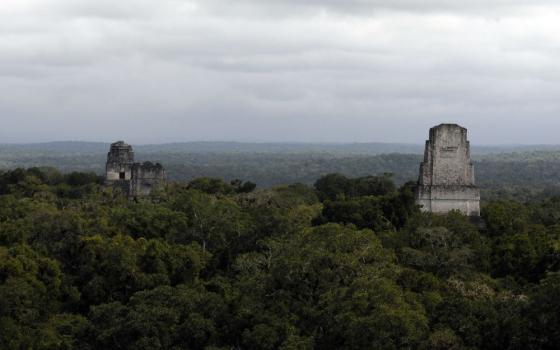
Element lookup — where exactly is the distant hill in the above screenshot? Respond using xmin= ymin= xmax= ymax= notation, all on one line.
xmin=3 ymin=142 xmax=560 ymax=196
xmin=0 ymin=141 xmax=424 ymax=155
xmin=3 ymin=141 xmax=560 ymax=155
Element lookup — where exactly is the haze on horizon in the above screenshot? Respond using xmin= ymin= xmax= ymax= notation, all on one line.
xmin=2 ymin=0 xmax=560 ymax=145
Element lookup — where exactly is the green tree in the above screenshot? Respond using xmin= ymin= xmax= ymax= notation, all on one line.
xmin=525 ymin=272 xmax=560 ymax=349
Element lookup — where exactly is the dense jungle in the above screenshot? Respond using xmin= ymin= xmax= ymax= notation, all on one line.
xmin=1 ymin=164 xmax=559 ymax=349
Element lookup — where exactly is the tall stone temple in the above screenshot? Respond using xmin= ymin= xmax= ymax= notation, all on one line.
xmin=105 ymin=141 xmax=166 ymax=197
xmin=415 ymin=124 xmax=480 ymax=216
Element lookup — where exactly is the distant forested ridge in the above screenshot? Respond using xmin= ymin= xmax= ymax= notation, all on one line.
xmin=1 ymin=167 xmax=560 ymax=349
xmin=3 ymin=142 xmax=560 ymax=201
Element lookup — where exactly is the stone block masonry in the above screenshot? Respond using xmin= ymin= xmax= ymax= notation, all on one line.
xmin=130 ymin=161 xmax=166 ymax=197
xmin=105 ymin=141 xmax=134 ymax=182
xmin=415 ymin=124 xmax=480 ymax=216
xmin=105 ymin=141 xmax=166 ymax=197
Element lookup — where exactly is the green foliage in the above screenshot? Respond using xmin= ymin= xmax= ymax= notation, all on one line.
xmin=525 ymin=272 xmax=560 ymax=349
xmin=317 ymin=180 xmax=418 ymax=232
xmin=482 ymin=201 xmax=560 ymax=282
xmin=188 ymin=177 xmax=256 ymax=195
xmin=320 ymin=196 xmax=392 ymax=231
xmin=396 ymin=211 xmax=490 ymax=277
xmin=0 ymin=168 xmax=560 ymax=349
xmin=314 ymin=173 xmax=396 ymax=201
xmin=483 ymin=201 xmax=531 ymax=237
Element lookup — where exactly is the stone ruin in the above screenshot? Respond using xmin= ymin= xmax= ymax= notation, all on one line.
xmin=105 ymin=141 xmax=166 ymax=197
xmin=415 ymin=124 xmax=480 ymax=216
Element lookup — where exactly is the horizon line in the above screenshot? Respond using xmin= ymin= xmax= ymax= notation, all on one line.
xmin=2 ymin=140 xmax=560 ymax=147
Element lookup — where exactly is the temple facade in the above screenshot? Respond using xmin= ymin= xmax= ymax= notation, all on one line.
xmin=415 ymin=124 xmax=480 ymax=216
xmin=105 ymin=141 xmax=166 ymax=197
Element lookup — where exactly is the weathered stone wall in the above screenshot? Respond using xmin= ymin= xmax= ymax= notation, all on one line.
xmin=415 ymin=124 xmax=480 ymax=216
xmin=130 ymin=162 xmax=166 ymax=197
xmin=419 ymin=124 xmax=475 ymax=186
xmin=106 ymin=141 xmax=134 ymax=183
xmin=105 ymin=141 xmax=166 ymax=197
xmin=416 ymin=185 xmax=480 ymax=217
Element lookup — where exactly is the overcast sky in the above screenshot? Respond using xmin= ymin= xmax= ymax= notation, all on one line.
xmin=2 ymin=0 xmax=560 ymax=144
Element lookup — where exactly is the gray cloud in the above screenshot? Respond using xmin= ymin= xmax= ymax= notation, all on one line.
xmin=1 ymin=0 xmax=560 ymax=144
xmin=201 ymin=0 xmax=559 ymax=16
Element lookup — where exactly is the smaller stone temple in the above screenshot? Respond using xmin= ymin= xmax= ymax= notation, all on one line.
xmin=415 ymin=124 xmax=480 ymax=216
xmin=105 ymin=141 xmax=166 ymax=197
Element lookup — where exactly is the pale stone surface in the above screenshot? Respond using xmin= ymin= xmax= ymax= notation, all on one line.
xmin=130 ymin=161 xmax=166 ymax=197
xmin=105 ymin=141 xmax=165 ymax=197
xmin=415 ymin=124 xmax=480 ymax=216
xmin=105 ymin=141 xmax=134 ymax=182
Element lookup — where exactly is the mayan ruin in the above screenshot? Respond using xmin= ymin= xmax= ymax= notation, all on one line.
xmin=105 ymin=141 xmax=166 ymax=197
xmin=415 ymin=124 xmax=481 ymax=216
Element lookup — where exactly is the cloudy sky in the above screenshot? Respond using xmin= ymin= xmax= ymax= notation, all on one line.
xmin=2 ymin=0 xmax=560 ymax=144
